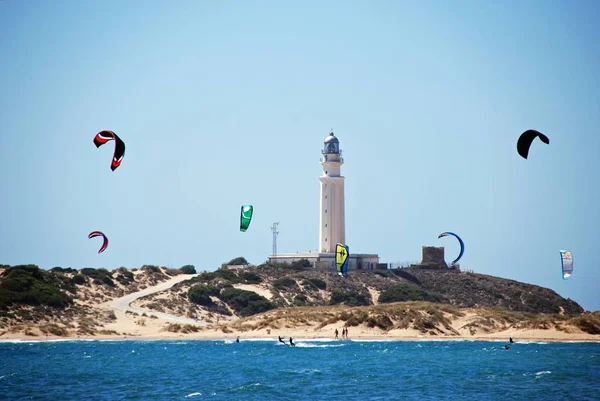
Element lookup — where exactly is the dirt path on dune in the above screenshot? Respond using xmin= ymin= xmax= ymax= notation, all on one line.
xmin=109 ymin=274 xmax=205 ymax=325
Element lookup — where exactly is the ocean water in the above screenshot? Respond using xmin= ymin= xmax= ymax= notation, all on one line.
xmin=1 ymin=338 xmax=599 ymax=401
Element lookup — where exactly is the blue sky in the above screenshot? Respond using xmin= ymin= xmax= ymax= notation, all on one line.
xmin=1 ymin=0 xmax=599 ymax=311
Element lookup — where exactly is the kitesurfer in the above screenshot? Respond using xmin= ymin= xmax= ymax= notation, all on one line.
xmin=504 ymin=345 xmax=510 ymax=350
xmin=236 ymin=336 xmax=240 ymax=343
xmin=289 ymin=337 xmax=295 ymax=347
xmin=278 ymin=336 xmax=286 ymax=344
xmin=509 ymin=337 xmax=514 ymax=343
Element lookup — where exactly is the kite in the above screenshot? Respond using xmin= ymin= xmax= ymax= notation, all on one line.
xmin=88 ymin=231 xmax=108 ymax=254
xmin=93 ymin=130 xmax=126 ymax=171
xmin=240 ymin=205 xmax=253 ymax=232
xmin=438 ymin=231 xmax=464 ymax=266
xmin=559 ymin=250 xmax=573 ymax=280
xmin=517 ymin=130 xmax=549 ymax=159
xmin=336 ymin=243 xmax=349 ymax=277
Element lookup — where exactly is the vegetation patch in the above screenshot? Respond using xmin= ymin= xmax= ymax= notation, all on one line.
xmin=50 ymin=267 xmax=77 ymax=274
xmin=179 ymin=265 xmax=197 ymax=274
xmin=378 ymin=283 xmax=443 ymax=304
xmin=329 ymin=290 xmax=371 ymax=307
xmin=224 ymin=257 xmax=248 ymax=266
xmin=39 ymin=323 xmax=68 ymax=336
xmin=0 ymin=265 xmax=73 ymax=309
xmin=302 ymin=278 xmax=327 ymax=290
xmin=220 ymin=288 xmax=275 ymax=317
xmin=188 ymin=285 xmax=221 ymax=306
xmin=571 ymin=315 xmax=600 ymax=335
xmin=161 ymin=323 xmax=201 ymax=333
xmin=273 ymin=277 xmax=297 ymax=291
xmin=113 ymin=267 xmax=135 ymax=285
xmin=241 ymin=272 xmax=262 ymax=284
xmin=214 ymin=268 xmax=242 ymax=284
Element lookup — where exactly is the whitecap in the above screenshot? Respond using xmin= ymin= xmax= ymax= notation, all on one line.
xmin=536 ymin=371 xmax=551 ymax=376
xmin=295 ymin=343 xmax=345 ymax=348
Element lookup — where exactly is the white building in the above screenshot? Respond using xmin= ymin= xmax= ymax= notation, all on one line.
xmin=268 ymin=131 xmax=379 ymax=271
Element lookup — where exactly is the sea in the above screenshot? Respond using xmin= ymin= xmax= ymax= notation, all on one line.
xmin=1 ymin=338 xmax=599 ymax=401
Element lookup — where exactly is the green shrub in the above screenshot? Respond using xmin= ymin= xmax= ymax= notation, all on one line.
xmin=113 ymin=268 xmax=134 ymax=286
xmin=50 ymin=267 xmax=77 ymax=274
xmin=0 ymin=265 xmax=73 ymax=309
xmin=141 ymin=265 xmax=161 ymax=273
xmin=366 ymin=315 xmax=394 ymax=330
xmin=72 ymin=275 xmax=87 ymax=285
xmin=345 ymin=311 xmax=368 ymax=326
xmin=215 ymin=268 xmax=242 ymax=283
xmin=40 ymin=323 xmax=68 ymax=336
xmin=114 ymin=268 xmax=134 ymax=280
xmin=273 ymin=277 xmax=297 ymax=290
xmin=290 ymin=259 xmax=312 ymax=270
xmin=188 ymin=285 xmax=221 ymax=306
xmin=102 ymin=276 xmax=116 ymax=287
xmin=225 ymin=257 xmax=248 ymax=266
xmin=329 ymin=290 xmax=371 ymax=306
xmin=242 ymin=272 xmax=262 ymax=284
xmin=293 ymin=294 xmax=309 ymax=306
xmin=80 ymin=268 xmax=112 ymax=280
xmin=197 ymin=272 xmax=217 ymax=282
xmin=220 ymin=288 xmax=275 ymax=317
xmin=378 ymin=283 xmax=442 ymax=304
xmin=303 ymin=278 xmax=327 ymax=290
xmin=180 ymin=265 xmax=197 ymax=274
xmin=572 ymin=316 xmax=600 ymax=335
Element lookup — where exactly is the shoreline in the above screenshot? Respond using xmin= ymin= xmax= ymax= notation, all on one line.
xmin=2 ymin=333 xmax=599 ymax=343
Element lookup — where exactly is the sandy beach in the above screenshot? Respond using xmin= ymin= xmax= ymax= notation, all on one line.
xmin=3 ymin=313 xmax=599 ymax=343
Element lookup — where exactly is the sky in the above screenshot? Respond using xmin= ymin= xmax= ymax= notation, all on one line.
xmin=1 ymin=0 xmax=599 ymax=311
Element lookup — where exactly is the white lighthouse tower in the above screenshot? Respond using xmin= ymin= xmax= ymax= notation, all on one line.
xmin=267 ymin=130 xmax=379 ymax=271
xmin=319 ymin=131 xmax=345 ymax=253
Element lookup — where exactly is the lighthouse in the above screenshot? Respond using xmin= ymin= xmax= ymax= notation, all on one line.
xmin=319 ymin=131 xmax=345 ymax=253
xmin=267 ymin=130 xmax=379 ymax=271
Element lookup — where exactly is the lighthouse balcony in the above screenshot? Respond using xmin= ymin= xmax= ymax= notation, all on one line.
xmin=320 ymin=154 xmax=344 ymax=163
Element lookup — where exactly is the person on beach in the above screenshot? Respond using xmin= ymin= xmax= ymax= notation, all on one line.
xmin=278 ymin=336 xmax=286 ymax=344
xmin=335 ymin=329 xmax=339 ymax=339
xmin=289 ymin=337 xmax=295 ymax=347
xmin=345 ymin=327 xmax=349 ymax=339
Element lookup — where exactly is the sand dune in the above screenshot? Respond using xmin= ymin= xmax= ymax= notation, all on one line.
xmin=2 ymin=269 xmax=599 ymax=342
xmin=109 ymin=273 xmax=201 ymax=324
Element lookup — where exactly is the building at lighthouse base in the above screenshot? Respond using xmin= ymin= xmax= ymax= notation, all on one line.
xmin=268 ymin=252 xmax=380 ymax=271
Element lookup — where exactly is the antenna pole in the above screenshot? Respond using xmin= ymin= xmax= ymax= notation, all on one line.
xmin=271 ymin=222 xmax=280 ymax=256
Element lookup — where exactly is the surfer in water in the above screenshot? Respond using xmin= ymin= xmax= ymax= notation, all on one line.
xmin=289 ymin=337 xmax=295 ymax=347
xmin=509 ymin=337 xmax=514 ymax=343
xmin=504 ymin=345 xmax=510 ymax=350
xmin=278 ymin=336 xmax=286 ymax=344
xmin=235 ymin=336 xmax=240 ymax=343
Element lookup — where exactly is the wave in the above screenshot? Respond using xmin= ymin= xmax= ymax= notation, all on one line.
xmin=295 ymin=343 xmax=345 ymax=348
